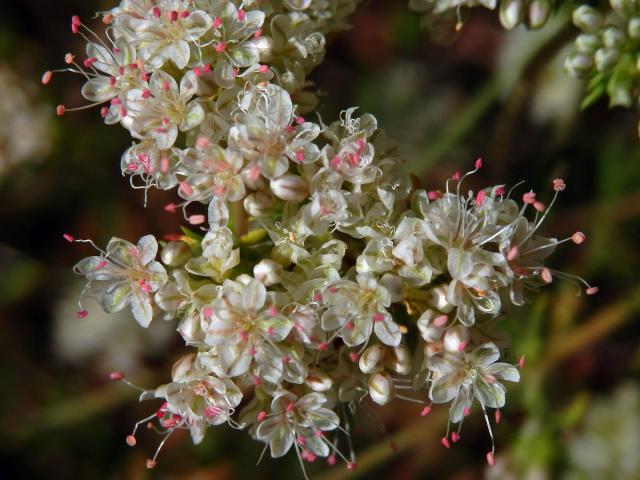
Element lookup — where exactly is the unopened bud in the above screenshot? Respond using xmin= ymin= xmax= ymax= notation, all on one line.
xmin=417 ymin=309 xmax=445 ymax=342
xmin=595 ymin=48 xmax=620 ymax=73
xmin=253 ymin=259 xmax=282 ymax=286
xmin=243 ymin=191 xmax=274 ymax=218
xmin=575 ymin=33 xmax=602 ymax=54
xmin=304 ymin=368 xmax=333 ymax=392
xmin=564 ymin=53 xmax=594 ymax=79
xmin=368 ymin=372 xmax=394 ymax=405
xmin=270 ymin=175 xmax=309 ymax=202
xmin=359 ymin=344 xmax=386 ymax=374
xmin=160 ymin=241 xmax=191 ymax=267
xmin=602 ymin=26 xmax=626 ymax=50
xmin=500 ymin=0 xmax=524 ymax=30
xmin=628 ymin=18 xmax=640 ymax=39
xmin=572 ymin=6 xmax=604 ymax=33
xmin=527 ymin=0 xmax=551 ymax=30
xmin=443 ymin=326 xmax=470 ymax=353
xmin=385 ymin=346 xmax=411 ymax=375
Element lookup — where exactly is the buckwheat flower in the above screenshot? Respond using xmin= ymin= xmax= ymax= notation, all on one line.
xmin=80 ymin=39 xmax=144 ymax=106
xmin=74 ymin=235 xmax=167 ymax=327
xmin=255 ymin=390 xmax=340 ymax=458
xmin=202 ymin=276 xmax=293 ymax=380
xmin=114 ymin=0 xmax=212 ymax=69
xmin=179 ymin=144 xmax=245 ymax=203
xmin=428 ymin=342 xmax=519 ymax=423
xmin=185 ymin=226 xmax=240 ymax=281
xmin=321 ymin=273 xmax=402 ymax=347
xmin=122 ymin=70 xmax=204 ymax=149
xmin=196 ymin=1 xmax=265 ymax=88
xmin=121 ymin=140 xmax=183 ymax=191
xmin=152 ymin=354 xmax=243 ymax=444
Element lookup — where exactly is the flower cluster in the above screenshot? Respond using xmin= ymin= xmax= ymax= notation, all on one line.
xmin=565 ymin=0 xmax=640 ymax=133
xmin=51 ymin=0 xmax=596 ymax=476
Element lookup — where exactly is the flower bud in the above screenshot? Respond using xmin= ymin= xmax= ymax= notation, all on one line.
xmin=443 ymin=326 xmax=470 ymax=353
xmin=270 ymin=175 xmax=309 ymax=202
xmin=572 ymin=6 xmax=604 ymax=33
xmin=564 ymin=53 xmax=594 ymax=79
xmin=610 ymin=0 xmax=636 ymax=18
xmin=254 ymin=35 xmax=274 ymax=63
xmin=575 ymin=33 xmax=601 ymax=53
xmin=243 ymin=191 xmax=274 ymax=217
xmin=171 ymin=353 xmax=197 ymax=381
xmin=417 ymin=309 xmax=445 ymax=342
xmin=628 ymin=18 xmax=640 ymax=39
xmin=527 ymin=0 xmax=552 ymax=30
xmin=500 ymin=0 xmax=524 ymax=30
xmin=426 ymin=285 xmax=454 ymax=313
xmin=241 ymin=165 xmax=267 ymax=190
xmin=253 ymin=259 xmax=282 ymax=286
xmin=602 ymin=26 xmax=626 ymax=49
xmin=385 ymin=346 xmax=411 ymax=375
xmin=359 ymin=344 xmax=386 ymax=374
xmin=368 ymin=372 xmax=394 ymax=405
xmin=160 ymin=241 xmax=191 ymax=267
xmin=305 ymin=368 xmax=333 ymax=392
xmin=595 ymin=48 xmax=620 ymax=72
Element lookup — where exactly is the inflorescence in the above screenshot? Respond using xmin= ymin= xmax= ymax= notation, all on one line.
xmin=47 ymin=0 xmax=596 ymax=476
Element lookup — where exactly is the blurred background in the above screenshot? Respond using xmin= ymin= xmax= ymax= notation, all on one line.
xmin=1 ymin=1 xmax=639 ymax=479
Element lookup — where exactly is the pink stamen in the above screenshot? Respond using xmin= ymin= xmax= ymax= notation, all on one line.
xmin=420 ymin=405 xmax=432 ymax=416
xmin=317 ymin=342 xmax=328 ymax=351
xmin=553 ymin=178 xmax=566 ymax=192
xmin=258 ymin=64 xmax=268 ymax=73
xmin=519 ymin=355 xmax=525 ymax=369
xmin=346 ymin=462 xmax=358 ymax=471
xmin=586 ymin=286 xmax=599 ymax=295
xmin=372 ymin=313 xmax=385 ymax=323
xmin=349 ymin=352 xmax=359 ymax=362
xmin=164 ymin=203 xmax=177 ymax=213
xmin=295 ymin=149 xmax=305 ymax=162
xmin=179 ymin=181 xmax=193 ymax=196
xmin=327 ymin=455 xmax=336 ymax=466
xmin=495 ymin=186 xmax=506 ymax=196
xmin=506 ymin=246 xmax=519 ymax=262
xmin=76 ymin=310 xmax=88 ymax=319
xmin=452 ymin=171 xmax=461 ymax=181
xmin=237 ymin=9 xmax=246 ymax=21
xmin=572 ymin=231 xmax=586 ymax=244
xmin=541 ymin=267 xmax=553 ymax=284
xmin=433 ymin=315 xmax=448 ymax=327
xmin=96 ymin=260 xmax=107 ymax=270
xmin=215 ymin=42 xmax=227 ymax=53
xmin=152 ymin=7 xmax=161 ymax=17
xmin=475 ymin=157 xmax=483 ymax=169
xmin=41 ymin=71 xmax=52 ymax=85
xmin=451 ymin=431 xmax=461 ymax=442
xmin=495 ymin=409 xmax=501 ymax=424
xmin=523 ymin=191 xmax=536 ymax=204
xmin=427 ymin=190 xmax=442 ymax=200
xmin=126 ymin=435 xmax=136 ymax=446
xmin=486 ymin=452 xmax=495 ymax=466
xmin=257 ymin=411 xmax=267 ymax=421
xmin=212 ymin=17 xmax=222 ymax=28
xmin=63 ymin=233 xmax=75 ymax=243
xmin=475 ymin=189 xmax=486 ymax=206
xmin=64 ymin=53 xmax=74 ymax=64
xmin=286 ymin=402 xmax=295 ymax=413
xmin=533 ymin=200 xmax=546 ymax=212
xmin=463 ymin=407 xmax=472 ymax=416
xmin=109 ymin=371 xmax=125 ymax=381
xmin=202 ymin=306 xmax=213 ymax=318
xmin=254 ymin=28 xmax=262 ymax=38
xmin=146 ymin=459 xmax=157 ymax=469
xmin=160 ymin=157 xmax=170 ymax=173
xmin=188 ymin=214 xmax=205 ymax=225
xmin=440 ymin=436 xmax=450 ymax=448
xmin=56 ymin=105 xmax=65 ymax=116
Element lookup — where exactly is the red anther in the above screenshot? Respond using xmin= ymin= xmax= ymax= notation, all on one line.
xmin=109 ymin=371 xmax=125 ymax=381
xmin=180 ymin=11 xmax=189 ymax=18
xmin=212 ymin=17 xmax=222 ymax=28
xmin=495 ymin=409 xmax=501 ymax=424
xmin=451 ymin=432 xmax=461 ymax=442
xmin=56 ymin=105 xmax=66 ymax=116
xmin=257 ymin=410 xmax=267 ymax=422
xmin=541 ymin=267 xmax=553 ymax=284
xmin=192 ymin=66 xmax=202 ymax=77
xmin=572 ymin=231 xmax=586 ymax=244
xmin=169 ymin=10 xmax=178 ymax=21
xmin=463 ymin=407 xmax=472 ymax=416
xmin=346 ymin=462 xmax=358 ymax=471
xmin=215 ymin=42 xmax=227 ymax=53
xmin=523 ymin=191 xmax=536 ymax=204
xmin=146 ymin=459 xmax=157 ymax=469
xmin=237 ymin=9 xmax=246 ymax=21
xmin=296 ymin=435 xmax=306 ymax=446
xmin=239 ymin=330 xmax=249 ymax=342
xmin=345 ymin=321 xmax=354 ymax=331
xmin=475 ymin=189 xmax=486 ymax=206
xmin=475 ymin=157 xmax=483 ymax=169
xmin=96 ymin=260 xmax=107 ymax=270
xmin=103 ymin=14 xmax=113 ymax=24
xmin=65 ymin=53 xmax=75 ymax=64
xmin=286 ymin=402 xmax=295 ymax=413
xmin=205 ymin=406 xmax=222 ymax=418
xmin=164 ymin=203 xmax=177 ymax=213
xmin=254 ymin=28 xmax=263 ymax=38
xmin=457 ymin=341 xmax=467 ymax=352
xmin=427 ymin=190 xmax=441 ymax=200
xmin=139 ymin=279 xmax=151 ymax=293
xmin=295 ymin=149 xmax=305 ymax=162
xmin=71 ymin=23 xmax=79 ymax=34
xmin=203 ymin=63 xmax=212 ymax=72
xmin=188 ymin=214 xmax=205 ymax=225
xmin=258 ymin=64 xmax=269 ymax=73
xmin=109 ymin=77 xmax=117 ymax=86
xmin=195 ymin=136 xmax=210 ymax=148
xmin=372 ymin=313 xmax=385 ymax=323
xmin=41 ymin=71 xmax=52 ymax=85
xmin=141 ymin=88 xmax=151 ymax=99
xmin=71 ymin=15 xmax=81 ymax=26
xmin=313 ymin=292 xmax=323 ymax=302
xmin=83 ymin=57 xmax=97 ymax=68
xmin=295 ymin=116 xmax=305 ymax=125
xmin=495 ymin=186 xmax=506 ymax=196
xmin=553 ymin=178 xmax=566 ymax=192
xmin=160 ymin=157 xmax=170 ymax=173
xmin=452 ymin=171 xmax=461 ymax=181
xmin=327 ymin=455 xmax=337 ymax=466
xmin=420 ymin=405 xmax=432 ymax=416
xmin=252 ymin=375 xmax=262 ymax=386
xmin=152 ymin=6 xmax=161 ymax=17
xmin=433 ymin=315 xmax=448 ymax=327
xmin=202 ymin=306 xmax=213 ymax=318
xmin=76 ymin=310 xmax=88 ymax=319
xmin=349 ymin=352 xmax=359 ymax=362
xmin=518 ymin=355 xmax=525 ymax=369
xmin=267 ymin=326 xmax=275 ymax=337
xmin=486 ymin=452 xmax=495 ymax=467
xmin=317 ymin=342 xmax=328 ymax=351
xmin=179 ymin=181 xmax=193 ymax=196
xmin=330 ymin=156 xmax=342 ymax=169
xmin=506 ymin=246 xmax=519 ymax=262
xmin=126 ymin=435 xmax=136 ymax=446
xmin=120 ymin=107 xmax=127 ymax=118
xmin=533 ymin=200 xmax=546 ymax=212
xmin=586 ymin=286 xmax=599 ymax=295
xmin=63 ymin=233 xmax=75 ymax=243
xmin=440 ymin=436 xmax=451 ymax=448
